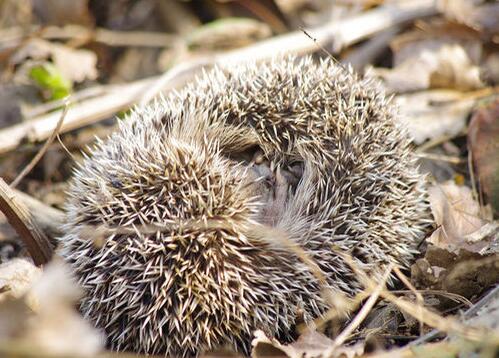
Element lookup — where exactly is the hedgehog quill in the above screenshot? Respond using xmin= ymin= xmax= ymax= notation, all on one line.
xmin=59 ymin=57 xmax=431 ymax=357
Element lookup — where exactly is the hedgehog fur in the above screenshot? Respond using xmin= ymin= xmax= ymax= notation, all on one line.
xmin=59 ymin=56 xmax=430 ymax=357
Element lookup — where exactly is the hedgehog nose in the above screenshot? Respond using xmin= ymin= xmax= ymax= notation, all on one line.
xmin=246 ymin=161 xmax=302 ymax=227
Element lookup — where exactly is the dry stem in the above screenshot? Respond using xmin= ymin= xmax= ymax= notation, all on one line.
xmin=10 ymin=104 xmax=68 ymax=188
xmin=0 ymin=179 xmax=53 ymax=265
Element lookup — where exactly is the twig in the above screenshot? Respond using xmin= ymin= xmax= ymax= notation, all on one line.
xmin=11 ymin=188 xmax=65 ymax=238
xmin=10 ymin=104 xmax=69 ymax=188
xmin=416 ymin=131 xmax=466 ymax=153
xmin=0 ymin=25 xmax=178 ymax=49
xmin=415 ymin=152 xmax=464 ymax=164
xmin=381 ymin=288 xmax=497 ymax=344
xmin=394 ymin=267 xmax=425 ymax=337
xmin=0 ymin=179 xmax=53 ymax=266
xmin=409 ymin=285 xmax=499 ymax=346
xmin=342 ymin=27 xmax=399 ymax=70
xmin=0 ymin=78 xmax=154 ymax=154
xmin=327 ymin=264 xmax=394 ymax=351
xmin=24 ymin=85 xmax=106 ymax=118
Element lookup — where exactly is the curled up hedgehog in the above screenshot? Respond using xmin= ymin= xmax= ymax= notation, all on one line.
xmin=59 ymin=56 xmax=431 ymax=357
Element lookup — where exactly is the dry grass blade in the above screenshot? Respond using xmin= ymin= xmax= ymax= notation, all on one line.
xmin=394 ymin=266 xmax=425 ymax=336
xmin=10 ymin=104 xmax=69 ymax=188
xmin=341 ymin=253 xmax=498 ymax=344
xmin=327 ymin=263 xmax=394 ymax=352
xmin=0 ymin=179 xmax=53 ymax=265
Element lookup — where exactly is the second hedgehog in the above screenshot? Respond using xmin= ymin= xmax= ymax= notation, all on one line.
xmin=60 ymin=57 xmax=430 ymax=357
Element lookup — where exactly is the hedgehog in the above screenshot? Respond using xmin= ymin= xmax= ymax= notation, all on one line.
xmin=59 ymin=56 xmax=430 ymax=357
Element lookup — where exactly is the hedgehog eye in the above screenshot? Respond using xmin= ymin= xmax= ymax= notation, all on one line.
xmin=110 ymin=177 xmax=123 ymax=189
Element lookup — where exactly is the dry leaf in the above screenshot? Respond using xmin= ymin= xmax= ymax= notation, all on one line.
xmin=468 ymin=99 xmax=499 ymax=214
xmin=427 ymin=181 xmax=491 ymax=253
xmin=371 ymin=44 xmax=483 ymax=93
xmin=11 ymin=39 xmax=98 ymax=83
xmin=411 ymin=245 xmax=499 ymax=305
xmin=437 ymin=0 xmax=483 ymax=27
xmin=396 ymin=91 xmax=474 ymax=144
xmin=252 ymin=329 xmax=364 ymax=358
xmin=438 ymin=0 xmax=499 ymax=36
xmin=32 ymin=0 xmax=92 ymax=26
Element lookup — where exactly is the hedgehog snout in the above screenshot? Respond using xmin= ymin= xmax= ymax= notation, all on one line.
xmin=245 ymin=160 xmax=303 ymax=227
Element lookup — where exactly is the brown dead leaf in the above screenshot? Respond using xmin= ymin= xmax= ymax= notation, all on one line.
xmin=251 ymin=329 xmax=364 ymax=358
xmin=32 ymin=0 xmax=92 ymax=26
xmin=11 ymin=38 xmax=98 ymax=83
xmin=468 ymin=99 xmax=499 ymax=215
xmin=411 ymin=245 xmax=499 ymax=305
xmin=396 ymin=91 xmax=474 ymax=144
xmin=427 ymin=181 xmax=492 ymax=253
xmin=371 ymin=44 xmax=483 ymax=93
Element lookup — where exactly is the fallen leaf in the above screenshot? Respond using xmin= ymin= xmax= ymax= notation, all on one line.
xmin=11 ymin=39 xmax=98 ymax=84
xmin=371 ymin=44 xmax=483 ymax=93
xmin=251 ymin=329 xmax=364 ymax=358
xmin=396 ymin=90 xmax=474 ymax=144
xmin=411 ymin=245 xmax=499 ymax=305
xmin=468 ymin=99 xmax=499 ymax=215
xmin=438 ymin=0 xmax=499 ymax=37
xmin=0 ymin=259 xmax=104 ymax=356
xmin=32 ymin=0 xmax=92 ymax=26
xmin=427 ymin=181 xmax=491 ymax=253
xmin=437 ymin=0 xmax=483 ymax=27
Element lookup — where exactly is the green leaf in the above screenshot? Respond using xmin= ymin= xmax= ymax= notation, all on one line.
xmin=29 ymin=63 xmax=72 ymax=101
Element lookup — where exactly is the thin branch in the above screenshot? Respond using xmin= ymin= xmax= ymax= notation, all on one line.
xmin=10 ymin=104 xmax=69 ymax=188
xmin=0 ymin=25 xmax=178 ymax=49
xmin=328 ymin=264 xmax=394 ymax=351
xmin=11 ymin=188 xmax=65 ymax=238
xmin=0 ymin=179 xmax=53 ymax=266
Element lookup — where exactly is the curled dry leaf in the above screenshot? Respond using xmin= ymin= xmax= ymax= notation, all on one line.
xmin=411 ymin=245 xmax=499 ymax=305
xmin=412 ymin=181 xmax=498 ymax=301
xmin=396 ymin=90 xmax=474 ymax=144
xmin=251 ymin=329 xmax=364 ymax=358
xmin=371 ymin=44 xmax=483 ymax=93
xmin=468 ymin=99 xmax=499 ymax=215
xmin=32 ymin=0 xmax=92 ymax=26
xmin=427 ymin=181 xmax=492 ymax=253
xmin=11 ymin=38 xmax=98 ymax=84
